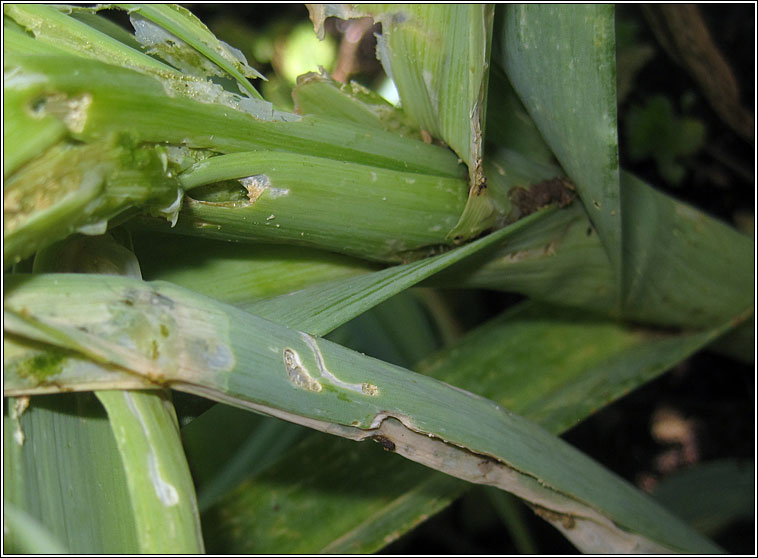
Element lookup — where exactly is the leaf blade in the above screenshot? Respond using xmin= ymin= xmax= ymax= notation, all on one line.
xmin=3 ymin=274 xmax=725 ymax=553
xmin=500 ymin=5 xmax=622 ymax=291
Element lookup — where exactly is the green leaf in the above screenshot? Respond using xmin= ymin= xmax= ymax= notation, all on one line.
xmin=652 ymin=460 xmax=755 ymax=536
xmin=245 ymin=209 xmax=552 ymax=333
xmin=192 ymin=300 xmax=733 ymax=554
xmin=3 ymin=393 xmax=140 ymax=553
xmin=96 ymin=390 xmax=204 ymax=552
xmin=500 ymin=5 xmax=622 ymax=291
xmin=201 ymin=431 xmax=465 ymax=554
xmin=195 ymin=289 xmax=449 ymax=553
xmin=484 ymin=65 xmax=554 ymax=166
xmin=437 ymin=169 xmax=754 ymax=330
xmin=620 ymin=172 xmax=753 ymax=328
xmin=181 ymin=405 xmax=307 ymax=512
xmin=134 ymin=233 xmax=380 ymax=307
xmin=3 ymin=274 xmax=725 ymax=552
xmin=3 ymin=500 xmax=69 ymax=554
xmin=434 ymin=201 xmax=618 ymax=317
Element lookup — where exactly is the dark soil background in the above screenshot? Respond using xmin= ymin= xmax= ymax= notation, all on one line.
xmin=188 ymin=4 xmax=755 ymax=554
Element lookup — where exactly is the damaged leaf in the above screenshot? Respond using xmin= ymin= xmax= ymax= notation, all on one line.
xmin=3 ymin=273 xmax=723 ymax=553
xmin=115 ymin=3 xmax=265 ymax=98
xmin=500 ymin=5 xmax=623 ymax=291
xmin=308 ymin=4 xmax=497 ymax=242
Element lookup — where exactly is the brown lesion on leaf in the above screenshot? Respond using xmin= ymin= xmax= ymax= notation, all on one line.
xmin=472 ymin=175 xmax=487 ymax=196
xmin=372 ymin=434 xmax=396 ymax=452
xmin=477 ymin=457 xmax=496 ymax=475
xmin=531 ymin=504 xmax=577 ymax=530
xmin=509 ymin=177 xmax=576 ymax=219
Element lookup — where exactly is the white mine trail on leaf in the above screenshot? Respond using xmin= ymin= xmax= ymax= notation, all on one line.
xmin=300 ymin=332 xmax=379 ymax=396
xmin=147 ymin=452 xmax=180 ymax=507
xmin=123 ymin=392 xmax=179 ymax=506
xmin=283 ymin=348 xmax=322 ymax=392
xmin=11 ymin=396 xmax=30 ymax=446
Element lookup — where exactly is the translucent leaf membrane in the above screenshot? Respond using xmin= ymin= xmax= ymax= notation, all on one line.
xmin=115 ymin=3 xmax=265 ymax=97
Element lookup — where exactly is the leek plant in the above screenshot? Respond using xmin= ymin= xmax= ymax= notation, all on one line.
xmin=3 ymin=4 xmax=753 ymax=554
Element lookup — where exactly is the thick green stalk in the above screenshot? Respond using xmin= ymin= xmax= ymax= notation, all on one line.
xmin=150 ymin=151 xmax=468 ymax=262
